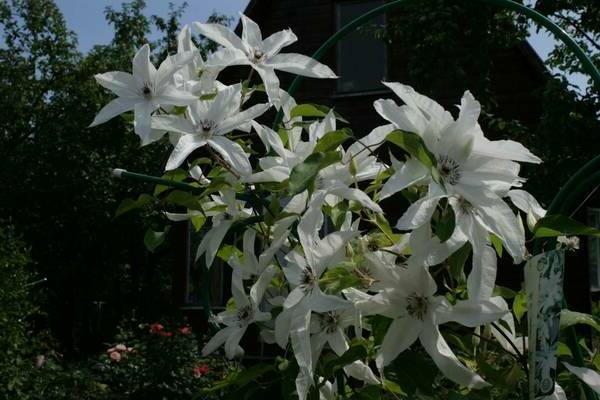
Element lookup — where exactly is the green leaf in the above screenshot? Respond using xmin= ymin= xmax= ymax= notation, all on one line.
xmin=560 ymin=309 xmax=600 ymax=333
xmin=154 ymin=169 xmax=189 ymax=196
xmin=513 ymin=290 xmax=527 ymax=322
xmin=386 ymin=130 xmax=436 ymax=168
xmin=202 ymin=363 xmax=275 ymax=394
xmin=322 ymin=344 xmax=367 ymax=378
xmin=534 ymin=214 xmax=600 ymax=238
xmin=164 ymin=190 xmax=203 ymax=211
xmin=314 ymin=129 xmax=352 ymax=153
xmin=320 ymin=266 xmax=362 ymax=293
xmin=190 ymin=215 xmax=206 ymax=232
xmin=290 ymin=104 xmax=348 ymax=123
xmin=448 ymin=242 xmax=471 ymax=283
xmin=493 ymin=285 xmax=517 ymax=299
xmin=115 ymin=194 xmax=154 ymax=217
xmin=143 ymin=226 xmax=170 ymax=253
xmin=490 ymin=233 xmax=503 ymax=257
xmin=435 ymin=205 xmax=455 ymax=242
xmin=372 ymin=213 xmax=397 ymax=244
xmin=217 ymin=245 xmax=243 ymax=263
xmin=288 ymin=151 xmax=341 ymax=195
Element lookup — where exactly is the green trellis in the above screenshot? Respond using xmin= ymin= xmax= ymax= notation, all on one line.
xmin=113 ymin=0 xmax=600 ymax=398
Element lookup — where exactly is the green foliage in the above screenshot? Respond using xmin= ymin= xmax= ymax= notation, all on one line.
xmin=0 ymin=0 xmax=230 ymax=353
xmin=534 ymin=214 xmax=600 ymax=238
xmin=288 ymin=151 xmax=342 ymax=195
xmin=386 ymin=130 xmax=437 ymax=169
xmin=0 ymin=225 xmax=37 ymax=398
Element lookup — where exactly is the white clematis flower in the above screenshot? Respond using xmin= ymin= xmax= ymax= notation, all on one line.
xmin=152 ymin=84 xmax=269 ymax=173
xmin=202 ymin=266 xmax=275 ymax=359
xmin=228 ymin=228 xmax=288 ymax=279
xmin=356 ymin=264 xmax=506 ymax=388
xmin=195 ymin=13 xmax=337 ymax=105
xmin=196 ymin=189 xmax=253 ymax=267
xmin=90 ymin=44 xmax=197 ymax=144
xmin=378 ymin=85 xmax=528 ymax=264
xmin=310 ymin=309 xmax=379 ymax=385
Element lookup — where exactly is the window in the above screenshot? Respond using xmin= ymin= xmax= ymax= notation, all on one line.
xmin=336 ymin=0 xmax=387 ymax=94
xmin=588 ymin=208 xmax=600 ymax=292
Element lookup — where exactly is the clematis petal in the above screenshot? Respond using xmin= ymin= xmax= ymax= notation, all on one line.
xmin=206 ymin=47 xmax=250 ymax=68
xmin=194 ymin=22 xmax=246 ymax=51
xmin=206 ymin=84 xmax=241 ymax=123
xmin=254 ymin=65 xmax=281 ymax=105
xmin=420 ymin=327 xmax=489 ymax=388
xmin=467 ymin=244 xmax=497 ymax=300
xmin=382 ymin=82 xmax=453 ymax=127
xmin=89 ymin=97 xmax=137 ymax=127
xmin=132 ymin=44 xmax=156 ymax=87
xmin=290 ymin=307 xmax=313 ymax=373
xmin=155 ymin=50 xmax=197 ymax=89
xmin=275 ymin=307 xmax=294 ymax=348
xmin=284 ymin=286 xmax=306 ymax=309
xmin=94 ymin=71 xmax=137 ymax=98
xmin=508 ymin=189 xmax=546 ymax=221
xmin=247 ymin=166 xmax=290 ymax=183
xmin=380 ymin=158 xmax=429 ymax=200
xmin=241 ymin=13 xmax=262 ymax=48
xmin=195 ymin=219 xmax=234 ymax=268
xmin=165 ymin=134 xmax=207 ymax=170
xmin=328 ymin=186 xmax=383 ymax=213
xmin=152 ymin=115 xmax=195 ymax=136
xmin=267 ymin=53 xmax=337 ymax=78
xmin=154 ymin=85 xmax=197 ymax=106
xmin=344 ymin=123 xmax=395 ymax=163
xmin=307 ymin=288 xmax=349 ymax=313
xmin=134 ymin=101 xmax=158 ymax=141
xmin=435 ymin=298 xmax=506 ymax=327
xmin=250 ymin=265 xmax=277 ymax=305
xmin=563 ymin=363 xmax=600 ymax=394
xmin=216 ymin=103 xmax=271 ymax=135
xmin=295 ymin=369 xmax=313 ymax=400
xmin=376 ymin=317 xmax=421 ymax=368
xmin=224 ymin=326 xmax=247 ymax=359
xmin=207 ymin=136 xmax=252 ymax=176
xmin=396 ymin=195 xmax=443 ymax=231
xmin=473 ymin=132 xmax=542 ymax=164
xmin=467 ymin=189 xmax=525 ymax=263
xmin=231 ymin=271 xmax=250 ymax=308
xmin=202 ymin=326 xmax=235 ymax=356
xmin=374 ymin=99 xmax=427 ymax=134
xmin=312 ymin=230 xmax=360 ymax=276
xmin=262 ymin=29 xmax=297 ymax=57
xmin=252 ymin=121 xmax=286 ymax=156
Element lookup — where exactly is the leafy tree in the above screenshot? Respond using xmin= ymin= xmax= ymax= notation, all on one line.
xmin=0 ymin=0 xmax=228 ymax=355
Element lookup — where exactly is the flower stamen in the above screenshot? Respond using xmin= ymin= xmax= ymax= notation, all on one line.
xmin=437 ymin=155 xmax=461 ymax=185
xmin=406 ymin=293 xmax=429 ymax=320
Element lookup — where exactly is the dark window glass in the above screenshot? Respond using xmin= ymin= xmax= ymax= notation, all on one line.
xmin=336 ymin=0 xmax=387 ymax=93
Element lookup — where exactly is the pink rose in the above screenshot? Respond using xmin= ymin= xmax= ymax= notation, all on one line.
xmin=193 ymin=363 xmax=210 ymax=377
xmin=109 ymin=351 xmax=122 ymax=363
xmin=149 ymin=323 xmax=164 ymax=334
xmin=178 ymin=326 xmax=192 ymax=334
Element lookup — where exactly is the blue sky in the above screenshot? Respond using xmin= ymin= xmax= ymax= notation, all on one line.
xmin=55 ymin=0 xmax=250 ymax=52
xmin=55 ymin=0 xmax=587 ymax=91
